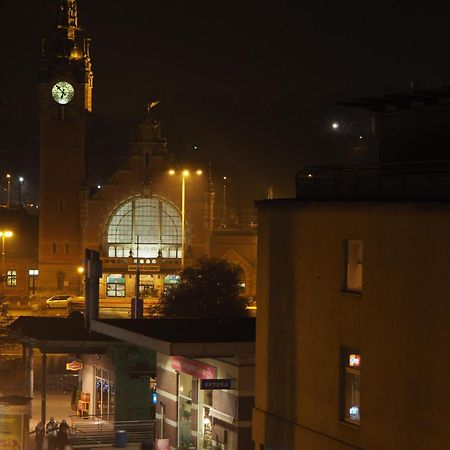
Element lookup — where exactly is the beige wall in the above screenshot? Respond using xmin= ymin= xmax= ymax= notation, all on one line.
xmin=254 ymin=200 xmax=450 ymax=450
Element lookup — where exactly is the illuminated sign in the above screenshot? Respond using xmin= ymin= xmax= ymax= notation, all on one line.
xmin=65 ymin=360 xmax=83 ymax=371
xmin=172 ymin=356 xmax=216 ymax=379
xmin=349 ymin=354 xmax=361 ymax=368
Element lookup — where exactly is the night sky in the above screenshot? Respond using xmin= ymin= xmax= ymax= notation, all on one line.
xmin=2 ymin=1 xmax=450 ymax=207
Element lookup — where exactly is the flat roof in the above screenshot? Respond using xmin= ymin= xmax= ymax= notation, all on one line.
xmin=91 ymin=318 xmax=255 ymax=358
xmin=7 ymin=317 xmax=256 ymax=358
xmin=7 ymin=317 xmax=117 ymax=353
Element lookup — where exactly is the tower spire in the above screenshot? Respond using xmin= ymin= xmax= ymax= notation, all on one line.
xmin=57 ymin=0 xmax=79 ymax=41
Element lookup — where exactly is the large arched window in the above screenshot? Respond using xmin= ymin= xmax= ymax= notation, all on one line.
xmin=106 ymin=196 xmax=183 ymax=259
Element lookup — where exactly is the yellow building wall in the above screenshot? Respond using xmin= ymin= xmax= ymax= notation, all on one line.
xmin=254 ymin=201 xmax=450 ymax=450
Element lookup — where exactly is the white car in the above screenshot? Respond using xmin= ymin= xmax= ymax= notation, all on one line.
xmin=46 ymin=295 xmax=73 ymax=308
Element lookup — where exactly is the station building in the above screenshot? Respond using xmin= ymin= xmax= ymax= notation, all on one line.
xmin=0 ymin=0 xmax=256 ymax=304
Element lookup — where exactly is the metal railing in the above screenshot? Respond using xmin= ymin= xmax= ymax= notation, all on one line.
xmin=69 ymin=418 xmax=156 ymax=447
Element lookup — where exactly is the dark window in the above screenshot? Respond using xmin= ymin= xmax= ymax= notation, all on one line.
xmin=52 ymin=242 xmax=57 ymax=253
xmin=57 ymin=272 xmax=65 ymax=290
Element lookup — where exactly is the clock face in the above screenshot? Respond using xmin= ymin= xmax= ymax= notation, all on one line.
xmin=51 ymin=81 xmax=75 ymax=105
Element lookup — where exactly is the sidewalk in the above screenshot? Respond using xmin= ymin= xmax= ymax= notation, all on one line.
xmin=30 ymin=392 xmax=77 ymax=430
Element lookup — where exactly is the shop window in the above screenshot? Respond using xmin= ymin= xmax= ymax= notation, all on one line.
xmin=178 ymin=372 xmax=193 ymax=448
xmin=94 ymin=367 xmax=115 ymax=419
xmin=140 ymin=274 xmax=156 ymax=298
xmin=341 ymin=348 xmax=361 ymax=425
xmin=106 ymin=273 xmax=126 ymax=297
xmin=198 ymin=388 xmax=213 ymax=449
xmin=6 ymin=270 xmax=16 ymax=287
xmin=163 ymin=274 xmax=180 ymax=293
xmin=344 ymin=239 xmax=363 ymax=292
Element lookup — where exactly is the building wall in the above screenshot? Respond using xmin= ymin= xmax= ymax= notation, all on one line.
xmin=209 ymin=231 xmax=257 ymax=299
xmin=254 ymin=200 xmax=450 ymax=450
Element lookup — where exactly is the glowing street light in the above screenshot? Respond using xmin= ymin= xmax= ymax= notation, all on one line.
xmin=168 ymin=168 xmax=203 ymax=268
xmin=6 ymin=174 xmax=11 ymax=208
xmin=18 ymin=176 xmax=24 ymax=206
xmin=331 ymin=122 xmax=339 ymax=130
xmin=0 ymin=230 xmax=13 ymax=295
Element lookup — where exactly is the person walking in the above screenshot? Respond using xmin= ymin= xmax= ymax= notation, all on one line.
xmin=34 ymin=422 xmax=45 ymax=450
xmin=46 ymin=418 xmax=58 ymax=450
xmin=56 ymin=419 xmax=69 ymax=450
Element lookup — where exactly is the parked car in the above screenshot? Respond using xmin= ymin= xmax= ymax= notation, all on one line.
xmin=46 ymin=295 xmax=73 ymax=308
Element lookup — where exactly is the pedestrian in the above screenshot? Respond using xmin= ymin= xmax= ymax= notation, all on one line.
xmin=35 ymin=422 xmax=45 ymax=450
xmin=46 ymin=418 xmax=58 ymax=450
xmin=56 ymin=419 xmax=69 ymax=450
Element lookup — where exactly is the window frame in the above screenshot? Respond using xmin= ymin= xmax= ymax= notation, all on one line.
xmin=339 ymin=347 xmax=361 ymax=426
xmin=343 ymin=239 xmax=363 ymax=293
xmin=6 ymin=269 xmax=17 ymax=287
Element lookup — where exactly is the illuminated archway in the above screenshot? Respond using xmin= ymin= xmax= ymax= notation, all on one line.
xmin=106 ymin=195 xmax=184 ymax=259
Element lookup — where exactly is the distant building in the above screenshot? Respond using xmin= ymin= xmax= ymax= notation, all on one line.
xmin=1 ymin=0 xmax=257 ymax=303
xmin=253 ymin=92 xmax=450 ymax=449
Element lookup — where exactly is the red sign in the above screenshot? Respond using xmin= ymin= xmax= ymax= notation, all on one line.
xmin=171 ymin=356 xmax=216 ymax=379
xmin=66 ymin=360 xmax=83 ymax=371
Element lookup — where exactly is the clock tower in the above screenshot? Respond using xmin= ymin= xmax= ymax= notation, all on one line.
xmin=38 ymin=0 xmax=93 ymax=293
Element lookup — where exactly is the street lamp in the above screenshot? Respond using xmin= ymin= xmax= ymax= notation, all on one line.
xmin=18 ymin=177 xmax=24 ymax=206
xmin=168 ymin=168 xmax=203 ymax=268
xmin=0 ymin=230 xmax=13 ymax=296
xmin=6 ymin=174 xmax=11 ymax=208
xmin=77 ymin=266 xmax=84 ymax=295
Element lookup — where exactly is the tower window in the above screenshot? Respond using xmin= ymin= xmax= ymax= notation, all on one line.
xmin=65 ymin=243 xmax=70 ymax=253
xmin=59 ymin=200 xmax=64 ymax=212
xmin=145 ymin=152 xmax=150 ymax=168
xmin=52 ymin=242 xmax=57 ymax=253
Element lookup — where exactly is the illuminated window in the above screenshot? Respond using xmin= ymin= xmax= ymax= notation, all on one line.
xmin=106 ymin=196 xmax=183 ymax=259
xmin=6 ymin=270 xmax=16 ymax=287
xmin=106 ymin=274 xmax=126 ymax=297
xmin=341 ymin=348 xmax=361 ymax=425
xmin=344 ymin=239 xmax=363 ymax=292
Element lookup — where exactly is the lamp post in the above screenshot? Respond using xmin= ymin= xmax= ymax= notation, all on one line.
xmin=18 ymin=176 xmax=24 ymax=206
xmin=77 ymin=266 xmax=84 ymax=295
xmin=169 ymin=168 xmax=202 ymax=269
xmin=6 ymin=174 xmax=11 ymax=208
xmin=0 ymin=230 xmax=13 ymax=296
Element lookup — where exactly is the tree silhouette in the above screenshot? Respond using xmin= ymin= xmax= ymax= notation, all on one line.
xmin=157 ymin=257 xmax=249 ymax=318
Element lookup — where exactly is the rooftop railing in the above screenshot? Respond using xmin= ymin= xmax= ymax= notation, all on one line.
xmin=296 ymin=162 xmax=450 ymax=201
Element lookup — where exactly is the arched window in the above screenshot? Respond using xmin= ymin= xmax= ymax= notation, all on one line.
xmin=106 ymin=274 xmax=126 ymax=297
xmin=106 ymin=196 xmax=184 ymax=259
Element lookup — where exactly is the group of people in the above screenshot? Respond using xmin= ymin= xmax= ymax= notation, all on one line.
xmin=34 ymin=418 xmax=70 ymax=450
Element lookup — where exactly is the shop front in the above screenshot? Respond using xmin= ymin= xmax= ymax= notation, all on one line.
xmin=156 ymin=354 xmax=254 ymax=450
